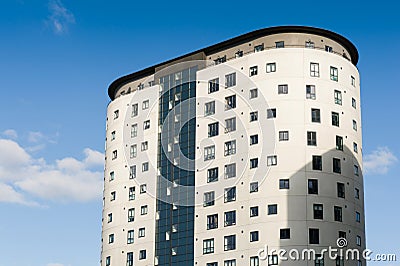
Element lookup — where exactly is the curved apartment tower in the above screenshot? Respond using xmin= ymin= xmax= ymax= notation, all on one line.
xmin=102 ymin=26 xmax=365 ymax=266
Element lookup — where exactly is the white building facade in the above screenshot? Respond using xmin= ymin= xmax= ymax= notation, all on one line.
xmin=102 ymin=26 xmax=365 ymax=266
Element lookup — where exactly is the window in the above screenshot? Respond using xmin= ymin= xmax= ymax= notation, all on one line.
xmin=306 ymin=85 xmax=316 ymax=99
xmin=266 ymin=63 xmax=276 ymax=73
xmin=105 ymin=256 xmax=111 ymax=266
xmin=139 ymin=250 xmax=146 ymax=260
xmin=207 ymin=167 xmax=218 ymax=183
xmin=250 ymin=88 xmax=258 ymax=99
xmin=250 ymin=231 xmax=259 ymax=242
xmin=141 ymin=141 xmax=148 ymax=151
xmin=127 ymin=208 xmax=135 ymax=222
xmin=112 ymin=150 xmax=117 ymax=160
xmin=113 ymin=110 xmax=119 ymax=119
xmin=129 ymin=187 xmax=135 ymax=200
xmin=204 ymin=145 xmax=215 ymax=161
xmin=225 ymin=117 xmax=236 ymax=132
xmin=309 ymin=228 xmax=320 ymax=244
xmin=225 ymin=73 xmax=236 ymax=88
xmin=208 ymin=78 xmax=219 ymax=93
xmin=250 ymin=206 xmax=259 ymax=217
xmin=138 ymin=227 xmax=145 ymax=237
xmin=207 ymin=263 xmax=218 ymax=266
xmin=207 ymin=214 xmax=218 ymax=230
xmin=353 ymin=120 xmax=358 ymax=131
xmin=280 ymin=228 xmax=290 ymax=239
xmin=250 ymin=182 xmax=258 ymax=193
xmin=250 ymin=111 xmax=258 ymax=122
xmin=205 ymin=101 xmax=215 ymax=116
xmin=142 ymin=100 xmax=149 ymax=110
xmin=306 ymin=41 xmax=315 ymax=48
xmin=143 ymin=120 xmax=150 ymax=130
xmin=267 ymin=108 xmax=276 ymax=118
xmin=214 ymin=56 xmax=226 ymax=65
xmin=334 ymin=90 xmax=342 ymax=105
xmin=224 ymin=140 xmax=236 ymax=156
xmin=325 ymin=45 xmax=333 ymax=52
xmin=337 ymin=182 xmax=345 ymax=198
xmin=332 ymin=112 xmax=340 ymax=127
xmin=250 ymin=134 xmax=259 ymax=145
xmin=334 ymin=206 xmax=343 ymax=222
xmin=308 ymin=179 xmax=318 ymax=194
xmin=333 ymin=158 xmax=341 ymax=174
xmin=111 ymin=131 xmax=116 ymax=141
xmin=129 ymin=165 xmax=136 ymax=179
xmin=141 ymin=205 xmax=148 ymax=215
xmin=275 ymin=41 xmax=284 ymax=48
xmin=107 ymin=213 xmax=112 ymax=223
xmin=208 ymin=122 xmax=219 ymax=137
xmin=126 ymin=252 xmax=133 ymax=266
xmin=330 ymin=66 xmax=338 ymax=81
xmin=355 ymin=188 xmax=360 ymax=199
xmin=203 ymin=238 xmax=215 ymax=254
xmin=140 ymin=184 xmax=147 ymax=194
xmin=356 ymin=211 xmax=361 ymax=223
xmin=351 ymin=76 xmax=356 ymax=87
xmin=268 ymin=204 xmax=278 ymax=215
xmin=224 ymin=163 xmax=236 ymax=178
xmin=109 ymin=171 xmax=115 ymax=181
xmin=142 ymin=162 xmax=149 ymax=172
xmin=307 ymin=131 xmax=317 ymax=146
xmin=312 ymin=155 xmax=322 ymax=171
xmin=224 ymin=211 xmax=236 ymax=226
xmin=254 ymin=44 xmax=264 ymax=52
xmin=356 ymin=235 xmax=362 ymax=246
xmin=352 ymin=98 xmax=357 ymax=109
xmin=310 ymin=62 xmax=319 ymax=77
xmin=250 ymin=158 xmax=259 ymax=169
xmin=354 ymin=165 xmax=359 ymax=176
xmin=224 ymin=259 xmax=236 ymax=266
xmin=278 ymin=84 xmax=288 ymax=94
xmin=250 ymin=256 xmax=259 ymax=266
xmin=339 ymin=231 xmax=346 ymax=239
xmin=336 ymin=257 xmax=344 ymax=266
xmin=279 ymin=179 xmax=289 ymax=189
xmin=269 ymin=255 xmax=278 ymax=265
xmin=110 ymin=191 xmax=116 ymax=201
xmin=267 ymin=155 xmax=277 ymax=166
xmin=127 ymin=230 xmax=134 ymax=244
xmin=204 ymin=191 xmax=215 ymax=207
xmin=311 ymin=108 xmax=321 ymax=123
xmin=249 ymin=66 xmax=258 ymax=76
xmin=313 ymin=204 xmax=323 ymax=219
xmin=279 ymin=131 xmax=289 ymax=141
xmin=131 ymin=124 xmax=138 ymax=138
xmin=315 ymin=255 xmax=324 ymax=266
xmin=224 ymin=235 xmax=236 ymax=251
xmin=224 ymin=187 xmax=236 ymax=202
xmin=108 ymin=234 xmax=114 ymax=244
xmin=225 ymin=95 xmax=236 ymax=110
xmin=130 ymin=145 xmax=137 ymax=158
xmin=235 ymin=50 xmax=243 ymax=58
xmin=336 ymin=136 xmax=343 ymax=151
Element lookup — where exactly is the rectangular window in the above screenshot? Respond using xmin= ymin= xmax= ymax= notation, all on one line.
xmin=356 ymin=235 xmax=362 ymax=246
xmin=334 ymin=206 xmax=343 ymax=222
xmin=204 ymin=145 xmax=215 ymax=161
xmin=279 ymin=179 xmax=289 ymax=189
xmin=107 ymin=213 xmax=112 ymax=223
xmin=269 ymin=255 xmax=278 ymax=265
xmin=204 ymin=101 xmax=215 ymax=116
xmin=113 ymin=110 xmax=119 ymax=119
xmin=235 ymin=50 xmax=243 ymax=58
xmin=129 ymin=187 xmax=135 ymax=200
xmin=127 ymin=230 xmax=134 ymax=244
xmin=310 ymin=63 xmax=319 ymax=77
xmin=141 ymin=141 xmax=148 ymax=151
xmin=315 ymin=254 xmax=324 ymax=266
xmin=203 ymin=238 xmax=215 ymax=254
xmin=337 ymin=183 xmax=345 ymax=198
xmin=352 ymin=98 xmax=357 ymax=109
xmin=339 ymin=231 xmax=347 ymax=239
xmin=249 ymin=66 xmax=258 ymax=76
xmin=250 ymin=182 xmax=258 ymax=193
xmin=254 ymin=44 xmax=264 ymax=52
xmin=140 ymin=184 xmax=147 ymax=194
xmin=139 ymin=250 xmax=146 ymax=260
xmin=224 ymin=259 xmax=236 ymax=266
xmin=336 ymin=257 xmax=344 ymax=266
xmin=267 ymin=108 xmax=276 ymax=118
xmin=225 ymin=73 xmax=236 ymax=88
xmin=109 ymin=171 xmax=115 ymax=181
xmin=325 ymin=45 xmax=333 ymax=52
xmin=354 ymin=165 xmax=359 ymax=176
xmin=224 ymin=140 xmax=236 ymax=156
xmin=250 ymin=134 xmax=259 ymax=145
xmin=267 ymin=155 xmax=277 ymax=166
xmin=225 ymin=95 xmax=236 ymax=110
xmin=336 ymin=136 xmax=343 ymax=151
xmin=126 ymin=252 xmax=133 ymax=266
xmin=224 ymin=187 xmax=236 ymax=202
xmin=311 ymin=108 xmax=321 ymax=123
xmin=306 ymin=85 xmax=316 ymax=99
xmin=143 ymin=120 xmax=150 ymax=130
xmin=105 ymin=256 xmax=111 ymax=266
xmin=142 ymin=100 xmax=149 ymax=110
xmin=250 ymin=231 xmax=259 ymax=242
xmin=203 ymin=191 xmax=215 ymax=207
xmin=224 ymin=163 xmax=236 ymax=178
xmin=306 ymin=41 xmax=315 ymax=48
xmin=279 ymin=131 xmax=289 ymax=141
xmin=268 ymin=204 xmax=278 ymax=215
xmin=208 ymin=122 xmax=219 ymax=137
xmin=356 ymin=212 xmax=361 ymax=222
xmin=334 ymin=90 xmax=342 ymax=105
xmin=207 ymin=214 xmax=218 ymax=230
xmin=207 ymin=167 xmax=218 ymax=183
xmin=127 ymin=208 xmax=135 ymax=222
xmin=330 ymin=66 xmax=338 ymax=81
xmin=353 ymin=120 xmax=358 ymax=131
xmin=307 ymin=131 xmax=317 ymax=146
xmin=309 ymin=228 xmax=320 ymax=244
xmin=224 ymin=211 xmax=236 ymax=226
xmin=142 ymin=162 xmax=149 ymax=172
xmin=266 ymin=63 xmax=276 ymax=73
xmin=131 ymin=124 xmax=138 ymax=138
xmin=333 ymin=158 xmax=341 ymax=174
xmin=351 ymin=76 xmax=356 ymax=87
xmin=112 ymin=150 xmax=117 ymax=160
xmin=110 ymin=191 xmax=116 ymax=201
xmin=138 ymin=228 xmax=145 ymax=237
xmin=214 ymin=56 xmax=226 ymax=65
xmin=312 ymin=155 xmax=322 ymax=171
xmin=111 ymin=131 xmax=116 ymax=141
xmin=308 ymin=179 xmax=318 ymax=194
xmin=275 ymin=41 xmax=284 ymax=48
xmin=278 ymin=84 xmax=288 ymax=94
xmin=250 ymin=206 xmax=259 ymax=217
xmin=313 ymin=204 xmax=323 ymax=219
xmin=250 ymin=88 xmax=258 ymax=99
xmin=130 ymin=144 xmax=137 ymax=158
xmin=280 ymin=228 xmax=290 ymax=239
xmin=355 ymin=188 xmax=360 ymax=199
xmin=250 ymin=158 xmax=259 ymax=169
xmin=140 ymin=205 xmax=148 ymax=215
xmin=332 ymin=112 xmax=340 ymax=127
xmin=225 ymin=117 xmax=236 ymax=133
xmin=208 ymin=78 xmax=219 ymax=93
xmin=250 ymin=111 xmax=258 ymax=122
xmin=224 ymin=235 xmax=236 ymax=251
xmin=129 ymin=165 xmax=136 ymax=179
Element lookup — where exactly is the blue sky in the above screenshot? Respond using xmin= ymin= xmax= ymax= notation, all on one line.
xmin=0 ymin=0 xmax=399 ymax=265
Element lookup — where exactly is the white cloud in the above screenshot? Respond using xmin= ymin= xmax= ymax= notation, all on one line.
xmin=364 ymin=147 xmax=398 ymax=175
xmin=28 ymin=131 xmax=45 ymax=143
xmin=46 ymin=0 xmax=75 ymax=35
xmin=2 ymin=129 xmax=18 ymax=139
xmin=0 ymin=138 xmax=104 ymax=205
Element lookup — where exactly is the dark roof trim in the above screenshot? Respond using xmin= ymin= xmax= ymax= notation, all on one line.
xmin=108 ymin=26 xmax=358 ymax=100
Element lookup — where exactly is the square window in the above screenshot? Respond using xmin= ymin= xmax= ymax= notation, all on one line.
xmin=309 ymin=228 xmax=320 ymax=244
xmin=312 ymin=155 xmax=322 ymax=171
xmin=204 ymin=145 xmax=215 ymax=161
xmin=250 ymin=206 xmax=259 ymax=217
xmin=142 ymin=100 xmax=149 ymax=110
xmin=278 ymin=84 xmax=288 ymax=94
xmin=269 ymin=255 xmax=278 ymax=265
xmin=280 ymin=228 xmax=290 ymax=239
xmin=250 ymin=111 xmax=258 ymax=122
xmin=249 ymin=66 xmax=258 ymax=76
xmin=224 ymin=187 xmax=236 ymax=202
xmin=143 ymin=120 xmax=150 ymax=130
xmin=325 ymin=45 xmax=333 ymax=52
xmin=267 ymin=108 xmax=276 ymax=118
xmin=313 ymin=204 xmax=323 ymax=219
xmin=139 ymin=250 xmax=146 ymax=260
xmin=339 ymin=231 xmax=347 ymax=239
xmin=204 ymin=191 xmax=215 ymax=207
xmin=225 ymin=117 xmax=236 ymax=132
xmin=306 ymin=41 xmax=315 ymax=48
xmin=207 ymin=167 xmax=219 ymax=183
xmin=268 ymin=204 xmax=278 ymax=215
xmin=203 ymin=238 xmax=215 ymax=254
xmin=205 ymin=101 xmax=216 ymax=116
xmin=254 ymin=44 xmax=264 ymax=52
xmin=224 ymin=163 xmax=236 ymax=178
xmin=267 ymin=155 xmax=277 ymax=166
xmin=266 ymin=63 xmax=276 ymax=73
xmin=336 ymin=136 xmax=343 ymax=151
xmin=250 ymin=158 xmax=259 ymax=169
xmin=235 ymin=50 xmax=243 ymax=58
xmin=225 ymin=95 xmax=236 ymax=110
xmin=224 ymin=235 xmax=236 ymax=251
xmin=332 ymin=112 xmax=340 ymax=127
xmin=310 ymin=63 xmax=319 ymax=77
xmin=224 ymin=140 xmax=236 ymax=156
xmin=207 ymin=214 xmax=218 ymax=230
xmin=275 ymin=41 xmax=284 ymax=48
xmin=279 ymin=131 xmax=289 ymax=141
xmin=250 ymin=88 xmax=258 ymax=99
xmin=306 ymin=85 xmax=316 ymax=99
xmin=250 ymin=134 xmax=259 ymax=145
xmin=334 ymin=90 xmax=342 ymax=105
xmin=208 ymin=122 xmax=219 ymax=137
xmin=250 ymin=182 xmax=259 ymax=193
xmin=334 ymin=206 xmax=343 ymax=222
xmin=224 ymin=211 xmax=236 ymax=226
xmin=279 ymin=179 xmax=289 ymax=189
xmin=208 ymin=78 xmax=219 ymax=93
xmin=307 ymin=131 xmax=317 ymax=146
xmin=250 ymin=231 xmax=259 ymax=242
xmin=225 ymin=73 xmax=236 ymax=88
xmin=308 ymin=179 xmax=318 ymax=194
xmin=333 ymin=158 xmax=341 ymax=174
xmin=224 ymin=259 xmax=236 ymax=266
xmin=330 ymin=66 xmax=338 ymax=81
